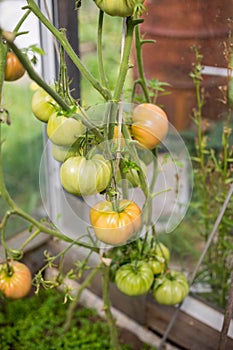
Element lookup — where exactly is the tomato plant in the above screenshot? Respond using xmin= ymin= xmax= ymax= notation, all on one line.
xmin=60 ymin=154 xmax=112 ymax=196
xmin=90 ymin=199 xmax=141 ymax=245
xmin=93 ymin=0 xmax=145 ymax=17
xmin=47 ymin=112 xmax=86 ymax=146
xmin=4 ymin=52 xmax=25 ymax=81
xmin=152 ymin=270 xmax=189 ymax=305
xmin=0 ymin=261 xmax=32 ymax=299
xmin=115 ymin=261 xmax=153 ymax=295
xmin=131 ymin=103 xmax=168 ymax=150
xmin=32 ymin=87 xmax=57 ymax=122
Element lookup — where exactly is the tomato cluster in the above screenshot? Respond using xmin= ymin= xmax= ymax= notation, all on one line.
xmin=106 ymin=238 xmax=189 ymax=304
xmin=31 ymin=86 xmax=169 ymax=246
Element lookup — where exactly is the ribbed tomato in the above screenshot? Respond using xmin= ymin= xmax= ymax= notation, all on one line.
xmin=60 ymin=154 xmax=112 ymax=196
xmin=4 ymin=52 xmax=25 ymax=81
xmin=90 ymin=199 xmax=141 ymax=245
xmin=152 ymin=270 xmax=189 ymax=305
xmin=32 ymin=87 xmax=57 ymax=123
xmin=47 ymin=112 xmax=86 ymax=146
xmin=0 ymin=261 xmax=32 ymax=299
xmin=115 ymin=261 xmax=153 ymax=295
xmin=148 ymin=242 xmax=170 ymax=274
xmin=131 ymin=103 xmax=168 ymax=150
xmin=51 ymin=144 xmax=77 ymax=162
xmin=94 ymin=0 xmax=145 ymax=17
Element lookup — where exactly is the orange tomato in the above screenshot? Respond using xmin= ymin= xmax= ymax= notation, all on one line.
xmin=131 ymin=103 xmax=168 ymax=150
xmin=90 ymin=199 xmax=142 ymax=245
xmin=4 ymin=52 xmax=25 ymax=81
xmin=0 ymin=261 xmax=32 ymax=299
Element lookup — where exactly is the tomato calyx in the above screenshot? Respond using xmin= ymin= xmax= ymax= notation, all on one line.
xmin=1 ymin=261 xmax=14 ymax=277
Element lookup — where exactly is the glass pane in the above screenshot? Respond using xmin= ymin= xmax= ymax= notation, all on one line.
xmin=0 ymin=0 xmax=44 ymax=238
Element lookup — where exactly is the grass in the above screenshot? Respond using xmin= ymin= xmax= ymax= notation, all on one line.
xmin=0 ymin=289 xmax=155 ymax=350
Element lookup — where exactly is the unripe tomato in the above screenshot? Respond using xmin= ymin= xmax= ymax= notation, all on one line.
xmin=51 ymin=144 xmax=77 ymax=162
xmin=115 ymin=261 xmax=153 ymax=295
xmin=60 ymin=154 xmax=112 ymax=196
xmin=116 ymin=159 xmax=147 ymax=188
xmin=4 ymin=52 xmax=25 ymax=81
xmin=47 ymin=112 xmax=86 ymax=146
xmin=0 ymin=261 xmax=32 ymax=299
xmin=148 ymin=242 xmax=170 ymax=274
xmin=32 ymin=87 xmax=57 ymax=123
xmin=94 ymin=0 xmax=145 ymax=17
xmin=154 ymin=242 xmax=170 ymax=262
xmin=148 ymin=257 xmax=165 ymax=275
xmin=153 ymin=270 xmax=189 ymax=305
xmin=131 ymin=103 xmax=168 ymax=150
xmin=90 ymin=199 xmax=141 ymax=245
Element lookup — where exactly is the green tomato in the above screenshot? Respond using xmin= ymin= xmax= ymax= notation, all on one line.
xmin=94 ymin=0 xmax=144 ymax=17
xmin=31 ymin=87 xmax=56 ymax=123
xmin=148 ymin=243 xmax=170 ymax=275
xmin=60 ymin=154 xmax=112 ymax=196
xmin=47 ymin=112 xmax=86 ymax=146
xmin=115 ymin=261 xmax=154 ymax=296
xmin=153 ymin=242 xmax=170 ymax=262
xmin=148 ymin=256 xmax=165 ymax=275
xmin=51 ymin=144 xmax=78 ymax=163
xmin=117 ymin=160 xmax=147 ymax=188
xmin=152 ymin=270 xmax=189 ymax=305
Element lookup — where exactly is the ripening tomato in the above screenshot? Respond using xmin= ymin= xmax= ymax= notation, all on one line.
xmin=0 ymin=261 xmax=32 ymax=299
xmin=131 ymin=103 xmax=168 ymax=150
xmin=60 ymin=154 xmax=112 ymax=196
xmin=47 ymin=112 xmax=86 ymax=146
xmin=94 ymin=0 xmax=145 ymax=17
xmin=90 ymin=199 xmax=141 ymax=245
xmin=4 ymin=52 xmax=25 ymax=81
xmin=32 ymin=87 xmax=57 ymax=123
xmin=115 ymin=261 xmax=153 ymax=296
xmin=152 ymin=270 xmax=189 ymax=305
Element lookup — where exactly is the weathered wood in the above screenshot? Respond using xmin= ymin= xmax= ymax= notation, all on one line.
xmin=56 ymin=0 xmax=81 ymax=99
xmin=146 ymin=297 xmax=233 ymax=350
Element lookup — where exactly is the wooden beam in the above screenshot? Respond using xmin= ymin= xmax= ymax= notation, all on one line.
xmin=146 ymin=297 xmax=233 ymax=350
xmin=54 ymin=0 xmax=81 ymax=100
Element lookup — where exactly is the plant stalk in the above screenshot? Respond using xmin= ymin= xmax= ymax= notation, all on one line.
xmin=26 ymin=0 xmax=111 ymax=101
xmin=97 ymin=10 xmax=110 ymax=91
xmin=63 ymin=265 xmax=101 ymax=332
xmin=102 ymin=264 xmax=121 ymax=350
xmin=113 ymin=17 xmax=142 ymax=101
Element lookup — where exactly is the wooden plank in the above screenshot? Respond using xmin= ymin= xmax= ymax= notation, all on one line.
xmin=146 ymin=297 xmax=233 ymax=350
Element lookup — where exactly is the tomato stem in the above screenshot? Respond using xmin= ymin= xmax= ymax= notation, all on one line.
xmin=133 ymin=17 xmax=150 ymax=103
xmin=113 ymin=17 xmax=142 ymax=102
xmin=102 ymin=263 xmax=121 ymax=350
xmin=13 ymin=9 xmax=31 ymax=33
xmin=26 ymin=0 xmax=112 ymax=101
xmin=97 ymin=10 xmax=111 ymax=92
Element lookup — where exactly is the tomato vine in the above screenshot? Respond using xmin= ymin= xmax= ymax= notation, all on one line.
xmin=0 ymin=2 xmax=190 ymax=350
